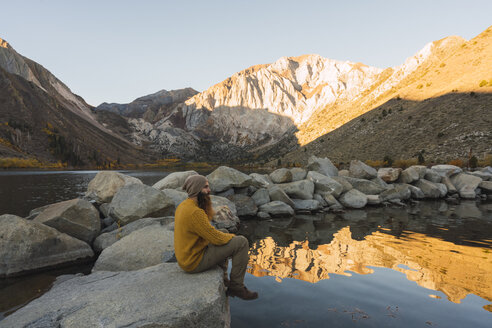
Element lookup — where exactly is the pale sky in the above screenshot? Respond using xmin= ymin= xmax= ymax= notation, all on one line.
xmin=2 ymin=0 xmax=491 ymax=106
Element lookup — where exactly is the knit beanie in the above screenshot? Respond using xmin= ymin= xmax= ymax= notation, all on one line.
xmin=182 ymin=174 xmax=208 ymax=198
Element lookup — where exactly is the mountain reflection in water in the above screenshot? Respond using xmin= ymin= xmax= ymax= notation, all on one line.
xmin=241 ymin=201 xmax=492 ymax=310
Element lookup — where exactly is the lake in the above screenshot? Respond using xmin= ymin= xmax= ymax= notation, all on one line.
xmin=1 ymin=170 xmax=491 ymax=327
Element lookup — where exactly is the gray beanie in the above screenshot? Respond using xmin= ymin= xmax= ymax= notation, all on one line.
xmin=182 ymin=175 xmax=208 ymax=198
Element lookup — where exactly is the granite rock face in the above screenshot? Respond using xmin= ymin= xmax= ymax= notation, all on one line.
xmin=85 ymin=171 xmax=143 ymax=203
xmin=33 ymin=198 xmax=100 ymax=244
xmin=153 ymin=170 xmax=198 ymax=190
xmin=0 ymin=264 xmax=230 ymax=328
xmin=93 ymin=225 xmax=174 ymax=272
xmin=0 ymin=215 xmax=93 ymax=277
xmin=109 ymin=184 xmax=175 ymax=225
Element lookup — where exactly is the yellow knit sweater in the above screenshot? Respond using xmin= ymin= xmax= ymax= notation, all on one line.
xmin=174 ymin=198 xmax=234 ymax=271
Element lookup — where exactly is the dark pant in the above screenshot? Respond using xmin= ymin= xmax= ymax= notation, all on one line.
xmin=190 ymin=232 xmax=249 ymax=289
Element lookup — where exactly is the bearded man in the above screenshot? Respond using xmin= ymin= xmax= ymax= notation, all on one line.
xmin=174 ymin=174 xmax=258 ymax=300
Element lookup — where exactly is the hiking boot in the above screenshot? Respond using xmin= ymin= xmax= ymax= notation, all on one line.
xmin=226 ymin=286 xmax=258 ymax=300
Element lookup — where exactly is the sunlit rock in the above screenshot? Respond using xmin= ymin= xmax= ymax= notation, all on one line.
xmin=306 ymin=155 xmax=338 ymax=177
xmin=269 ymin=168 xmax=293 ymax=184
xmin=86 ymin=171 xmax=143 ymax=203
xmin=152 ymin=170 xmax=198 ymax=190
xmin=377 ymin=168 xmax=401 ymax=182
xmin=207 ymin=166 xmax=253 ymax=192
xmin=306 ymin=171 xmax=343 ymax=197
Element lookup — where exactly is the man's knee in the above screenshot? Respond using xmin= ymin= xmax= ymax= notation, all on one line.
xmin=232 ymin=235 xmax=249 ymax=249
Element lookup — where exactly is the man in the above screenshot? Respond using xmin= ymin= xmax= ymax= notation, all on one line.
xmin=174 ymin=174 xmax=258 ymax=300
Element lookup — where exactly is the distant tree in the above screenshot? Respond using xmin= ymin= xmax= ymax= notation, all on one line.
xmin=469 ymin=156 xmax=478 ymax=168
xmin=383 ymin=155 xmax=393 ymax=167
xmin=418 ymin=152 xmax=425 ymax=165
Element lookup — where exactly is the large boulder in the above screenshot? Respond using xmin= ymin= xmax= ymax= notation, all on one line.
xmin=291 ymin=199 xmax=321 ymax=211
xmin=441 ymin=176 xmax=458 ymax=195
xmin=109 ymin=184 xmax=175 ymax=226
xmin=404 ymin=184 xmax=425 ymax=199
xmin=161 ymin=189 xmax=188 ymax=207
xmin=153 ymin=170 xmax=198 ymax=190
xmin=306 ymin=155 xmax=338 ymax=177
xmin=290 ymin=168 xmax=307 ymax=181
xmin=0 ymin=215 xmax=93 ymax=277
xmin=226 ymin=194 xmax=258 ymax=217
xmin=207 ymin=166 xmax=252 ymax=192
xmin=93 ymin=225 xmax=174 ymax=272
xmin=398 ymin=167 xmax=420 ymax=184
xmin=258 ymin=201 xmax=294 ymax=217
xmin=269 ymin=168 xmax=293 ymax=184
xmin=93 ymin=217 xmax=173 ymax=252
xmin=267 ymin=185 xmax=295 ymax=207
xmin=277 ymin=180 xmax=315 ymax=200
xmin=306 ymin=171 xmax=343 ymax=197
xmin=338 ymin=189 xmax=368 ymax=209
xmin=249 ymin=173 xmax=272 ymax=188
xmin=431 ymin=165 xmax=462 ymax=177
xmin=33 ymin=198 xmax=100 ymax=244
xmin=424 ymin=169 xmax=442 ymax=183
xmin=344 ymin=177 xmax=386 ymax=195
xmin=251 ymin=188 xmax=270 ymax=206
xmin=379 ymin=184 xmax=411 ymax=201
xmin=479 ymin=181 xmax=492 ymax=194
xmin=349 ymin=160 xmax=377 ymax=179
xmin=211 ymin=195 xmax=237 ymax=216
xmin=469 ymin=171 xmax=492 ymax=181
xmin=212 ymin=206 xmax=240 ymax=232
xmin=0 ymin=264 xmax=229 ymax=328
xmin=410 ymin=165 xmax=428 ymax=179
xmin=414 ymin=179 xmax=442 ymax=198
xmin=450 ymin=173 xmax=483 ymax=199
xmin=377 ymin=168 xmax=401 ymax=182
xmin=331 ymin=176 xmax=353 ymax=193
xmin=85 ymin=171 xmax=143 ymax=203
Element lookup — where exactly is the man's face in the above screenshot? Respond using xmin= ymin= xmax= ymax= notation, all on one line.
xmin=201 ymin=181 xmax=211 ymax=195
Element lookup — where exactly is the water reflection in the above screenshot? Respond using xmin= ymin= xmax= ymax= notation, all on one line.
xmin=241 ymin=201 xmax=492 ymax=311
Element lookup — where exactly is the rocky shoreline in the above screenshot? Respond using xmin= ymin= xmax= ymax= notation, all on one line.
xmin=1 ymin=156 xmax=491 ymax=327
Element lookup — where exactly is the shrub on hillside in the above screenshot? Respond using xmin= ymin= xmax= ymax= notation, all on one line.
xmin=365 ymin=160 xmax=384 ymax=168
xmin=479 ymin=80 xmax=488 ymax=87
xmin=394 ymin=159 xmax=418 ymax=169
xmin=448 ymin=159 xmax=464 ymax=168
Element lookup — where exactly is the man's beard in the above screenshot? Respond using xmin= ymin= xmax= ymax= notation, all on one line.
xmin=197 ymin=191 xmax=213 ymax=219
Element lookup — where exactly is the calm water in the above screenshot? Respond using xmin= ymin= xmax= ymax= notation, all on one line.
xmin=1 ymin=171 xmax=491 ymax=327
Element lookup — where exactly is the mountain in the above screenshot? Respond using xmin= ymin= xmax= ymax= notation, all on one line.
xmin=0 ymin=38 xmax=152 ymax=166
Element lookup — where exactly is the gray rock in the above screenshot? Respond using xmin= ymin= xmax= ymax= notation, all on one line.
xmin=249 ymin=173 xmax=272 ymax=188
xmin=34 ymin=198 xmax=100 ymax=244
xmin=398 ymin=167 xmax=419 ymax=184
xmin=450 ymin=173 xmax=483 ymax=199
xmin=404 ymin=184 xmax=425 ymax=199
xmin=26 ymin=204 xmax=52 ymax=220
xmin=344 ymin=177 xmax=386 ymax=195
xmin=101 ymin=222 xmax=118 ymax=233
xmin=338 ymin=170 xmax=350 ymax=177
xmin=321 ymin=193 xmax=342 ymax=208
xmin=93 ymin=225 xmax=174 ymax=272
xmin=226 ymin=194 xmax=258 ymax=217
xmin=435 ymin=183 xmax=448 ymax=197
xmin=290 ymin=168 xmax=307 ymax=181
xmin=331 ymin=176 xmax=353 ymax=193
xmin=379 ymin=184 xmax=411 ymax=201
xmin=93 ymin=217 xmax=174 ymax=252
xmin=377 ymin=168 xmax=401 ymax=182
xmin=431 ymin=165 xmax=463 ymax=177
xmin=161 ymin=188 xmax=188 ymax=207
xmin=85 ymin=171 xmax=143 ymax=203
xmin=277 ymin=179 xmax=315 ymax=200
xmin=109 ymin=184 xmax=175 ymax=226
xmin=216 ymin=188 xmax=235 ymax=198
xmin=258 ymin=201 xmax=294 ymax=216
xmin=256 ymin=211 xmax=271 ymax=220
xmin=349 ymin=160 xmax=377 ymax=179
xmin=207 ymin=166 xmax=253 ymax=192
xmin=267 ymin=185 xmax=295 ymax=207
xmin=99 ymin=203 xmax=110 ymax=217
xmin=306 ymin=155 xmax=338 ymax=177
xmin=371 ymin=177 xmax=390 ymax=190
xmin=366 ymin=195 xmax=381 ymax=205
xmin=212 ymin=206 xmax=240 ymax=232
xmin=469 ymin=171 xmax=492 ymax=181
xmin=269 ymin=168 xmax=293 ymax=184
xmin=414 ymin=179 xmax=442 ymax=198
xmin=211 ymin=195 xmax=238 ymax=216
xmin=338 ymin=189 xmax=368 ymax=209
xmin=102 ymin=217 xmax=114 ymax=228
xmin=0 ymin=264 xmax=229 ymax=328
xmin=410 ymin=165 xmax=428 ymax=179
xmin=441 ymin=176 xmax=458 ymax=194
xmin=234 ymin=187 xmax=249 ymax=196
xmin=291 ymin=199 xmax=321 ymax=211
xmin=424 ymin=169 xmax=442 ymax=183
xmin=247 ymin=186 xmax=258 ymax=196
xmin=313 ymin=193 xmax=328 ymax=207
xmin=0 ymin=215 xmax=93 ymax=277
xmin=152 ymin=170 xmax=198 ymax=190
xmin=479 ymin=181 xmax=492 ymax=194
xmin=306 ymin=171 xmax=343 ymax=197
xmin=251 ymin=188 xmax=270 ymax=206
